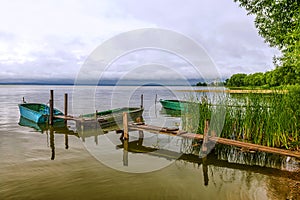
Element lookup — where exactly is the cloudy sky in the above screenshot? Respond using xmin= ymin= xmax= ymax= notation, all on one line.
xmin=0 ymin=0 xmax=280 ymax=83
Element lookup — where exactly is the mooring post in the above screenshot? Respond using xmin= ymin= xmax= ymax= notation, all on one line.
xmin=64 ymin=93 xmax=68 ymax=125
xmin=202 ymin=119 xmax=210 ymax=155
xmin=95 ymin=110 xmax=98 ymax=119
xmin=123 ymin=112 xmax=128 ymax=140
xmin=49 ymin=90 xmax=54 ymax=125
xmin=140 ymin=94 xmax=144 ymax=109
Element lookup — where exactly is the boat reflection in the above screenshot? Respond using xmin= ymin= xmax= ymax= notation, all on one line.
xmin=75 ymin=120 xmax=123 ymax=144
xmin=18 ymin=117 xmax=79 ymax=160
xmin=159 ymin=107 xmax=182 ymax=117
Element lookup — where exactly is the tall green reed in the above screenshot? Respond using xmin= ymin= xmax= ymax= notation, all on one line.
xmin=181 ymin=88 xmax=300 ymax=150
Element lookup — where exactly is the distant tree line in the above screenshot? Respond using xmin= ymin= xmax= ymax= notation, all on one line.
xmin=226 ymin=65 xmax=300 ymax=87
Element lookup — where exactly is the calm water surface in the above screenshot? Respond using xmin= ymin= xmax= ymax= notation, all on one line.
xmin=0 ymin=85 xmax=299 ymax=200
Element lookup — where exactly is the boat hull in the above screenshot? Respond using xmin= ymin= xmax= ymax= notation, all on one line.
xmin=159 ymin=100 xmax=188 ymax=111
xmin=79 ymin=107 xmax=144 ymax=129
xmin=18 ymin=103 xmax=64 ymax=124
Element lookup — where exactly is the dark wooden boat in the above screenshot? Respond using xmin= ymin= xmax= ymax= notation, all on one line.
xmin=80 ymin=107 xmax=144 ymax=127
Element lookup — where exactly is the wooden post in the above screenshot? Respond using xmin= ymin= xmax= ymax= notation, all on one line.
xmin=95 ymin=110 xmax=98 ymax=119
xmin=49 ymin=90 xmax=54 ymax=125
xmin=201 ymin=119 xmax=210 ymax=155
xmin=123 ymin=112 xmax=128 ymax=140
xmin=140 ymin=94 xmax=144 ymax=109
xmin=64 ymin=93 xmax=68 ymax=125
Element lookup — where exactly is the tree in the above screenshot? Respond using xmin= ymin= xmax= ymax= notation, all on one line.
xmin=196 ymin=82 xmax=207 ymax=86
xmin=226 ymin=73 xmax=247 ymax=87
xmin=244 ymin=72 xmax=265 ymax=86
xmin=234 ymin=0 xmax=300 ymax=86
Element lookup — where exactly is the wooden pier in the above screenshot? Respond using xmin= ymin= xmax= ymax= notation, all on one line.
xmin=48 ymin=89 xmax=300 ymax=159
xmin=128 ymin=122 xmax=300 ymax=159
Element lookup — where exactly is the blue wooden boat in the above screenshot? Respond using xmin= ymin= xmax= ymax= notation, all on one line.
xmin=18 ymin=103 xmax=64 ymax=123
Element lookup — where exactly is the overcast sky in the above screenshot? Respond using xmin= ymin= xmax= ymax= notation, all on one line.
xmin=0 ymin=0 xmax=280 ymax=83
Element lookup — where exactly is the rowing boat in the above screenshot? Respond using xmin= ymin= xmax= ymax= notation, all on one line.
xmin=80 ymin=107 xmax=144 ymax=127
xmin=18 ymin=103 xmax=64 ymax=123
xmin=159 ymin=99 xmax=190 ymax=111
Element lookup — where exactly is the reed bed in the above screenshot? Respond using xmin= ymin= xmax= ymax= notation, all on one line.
xmin=181 ymin=86 xmax=300 ymax=150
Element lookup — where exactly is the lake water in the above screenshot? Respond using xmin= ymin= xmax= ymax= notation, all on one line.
xmin=0 ymin=85 xmax=299 ymax=200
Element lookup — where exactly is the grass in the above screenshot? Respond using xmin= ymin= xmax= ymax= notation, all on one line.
xmin=181 ymin=86 xmax=300 ymax=150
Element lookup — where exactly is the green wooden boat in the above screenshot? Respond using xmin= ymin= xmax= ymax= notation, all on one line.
xmin=80 ymin=107 xmax=144 ymax=128
xmin=159 ymin=99 xmax=190 ymax=111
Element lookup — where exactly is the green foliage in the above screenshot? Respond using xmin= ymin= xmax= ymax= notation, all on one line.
xmin=234 ymin=0 xmax=299 ymax=49
xmin=195 ymin=82 xmax=207 ymax=86
xmin=244 ymin=72 xmax=265 ymax=86
xmin=225 ymin=73 xmax=247 ymax=87
xmin=226 ymin=67 xmax=300 ymax=87
xmin=232 ymin=0 xmax=300 ymax=86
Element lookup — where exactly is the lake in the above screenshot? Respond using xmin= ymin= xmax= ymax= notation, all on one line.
xmin=0 ymin=85 xmax=299 ymax=200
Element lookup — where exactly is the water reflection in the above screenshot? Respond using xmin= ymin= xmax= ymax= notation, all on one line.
xmin=16 ymin=117 xmax=300 ymax=198
xmin=18 ymin=117 xmax=79 ymax=160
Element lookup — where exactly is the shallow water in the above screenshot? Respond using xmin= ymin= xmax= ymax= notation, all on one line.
xmin=0 ymin=85 xmax=299 ymax=200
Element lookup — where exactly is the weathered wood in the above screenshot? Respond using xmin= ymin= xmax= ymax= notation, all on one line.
xmin=128 ymin=123 xmax=300 ymax=159
xmin=123 ymin=112 xmax=128 ymax=140
xmin=49 ymin=90 xmax=54 ymax=125
xmin=201 ymin=119 xmax=209 ymax=154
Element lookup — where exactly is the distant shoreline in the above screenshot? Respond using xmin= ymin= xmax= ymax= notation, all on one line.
xmin=0 ymin=83 xmax=193 ymax=86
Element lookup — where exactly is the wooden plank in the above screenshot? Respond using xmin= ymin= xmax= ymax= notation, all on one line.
xmin=128 ymin=123 xmax=300 ymax=159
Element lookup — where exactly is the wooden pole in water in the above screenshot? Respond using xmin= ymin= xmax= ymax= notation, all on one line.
xmin=123 ymin=112 xmax=128 ymax=140
xmin=49 ymin=90 xmax=54 ymax=125
xmin=95 ymin=110 xmax=98 ymax=119
xmin=201 ymin=119 xmax=210 ymax=155
xmin=140 ymin=94 xmax=144 ymax=109
xmin=64 ymin=93 xmax=68 ymax=125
